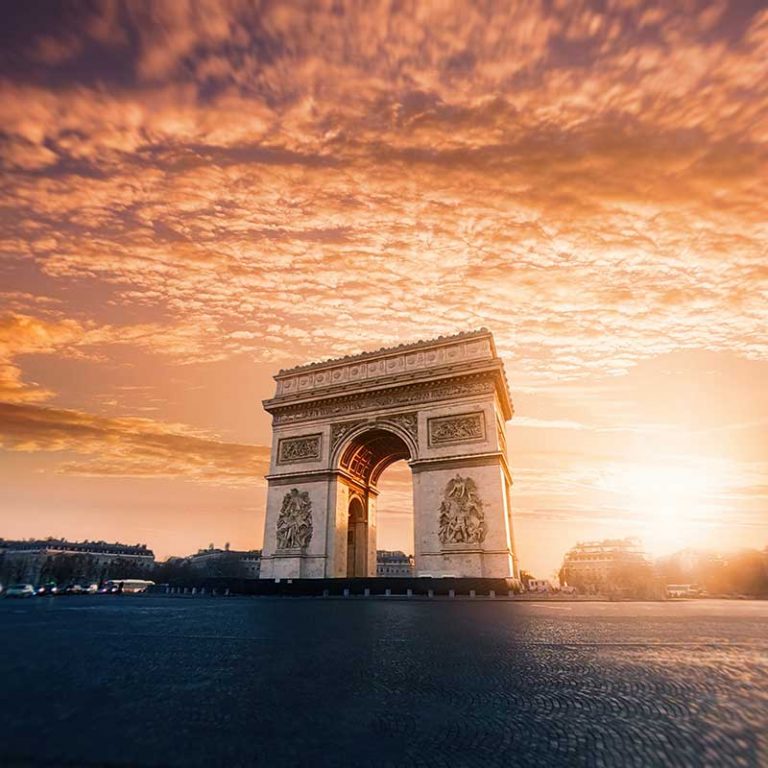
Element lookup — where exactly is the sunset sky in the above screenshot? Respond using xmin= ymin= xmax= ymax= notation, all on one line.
xmin=1 ymin=1 xmax=766 ymax=578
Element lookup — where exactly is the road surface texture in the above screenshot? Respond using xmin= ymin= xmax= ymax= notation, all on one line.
xmin=1 ymin=597 xmax=766 ymax=767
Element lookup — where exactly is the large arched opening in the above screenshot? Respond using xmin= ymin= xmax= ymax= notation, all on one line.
xmin=336 ymin=426 xmax=415 ymax=577
xmin=375 ymin=461 xmax=414 ymax=572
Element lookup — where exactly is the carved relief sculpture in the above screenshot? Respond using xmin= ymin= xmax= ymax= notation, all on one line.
xmin=276 ymin=488 xmax=313 ymax=549
xmin=277 ymin=434 xmax=321 ymax=464
xmin=330 ymin=412 xmax=418 ymax=455
xmin=429 ymin=412 xmax=485 ymax=446
xmin=273 ymin=376 xmax=496 ymax=425
xmin=275 ymin=331 xmax=493 ymax=396
xmin=387 ymin=412 xmax=418 ymax=445
xmin=330 ymin=420 xmax=364 ymax=455
xmin=438 ymin=475 xmax=487 ymax=545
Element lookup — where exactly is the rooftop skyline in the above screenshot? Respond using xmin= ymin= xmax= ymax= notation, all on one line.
xmin=1 ymin=1 xmax=766 ymax=577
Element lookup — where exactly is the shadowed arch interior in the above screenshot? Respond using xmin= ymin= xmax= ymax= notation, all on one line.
xmin=339 ymin=428 xmax=411 ymax=486
xmin=340 ymin=428 xmax=414 ymax=577
xmin=346 ymin=495 xmax=367 ymax=577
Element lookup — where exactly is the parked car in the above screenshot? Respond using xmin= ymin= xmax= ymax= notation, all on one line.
xmin=36 ymin=583 xmax=59 ymax=596
xmin=5 ymin=583 xmax=35 ymax=598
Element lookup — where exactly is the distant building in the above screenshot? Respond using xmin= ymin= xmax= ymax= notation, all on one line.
xmin=187 ymin=544 xmax=262 ymax=579
xmin=0 ymin=539 xmax=155 ymax=585
xmin=655 ymin=547 xmax=768 ymax=597
xmin=560 ymin=537 xmax=651 ymax=595
xmin=376 ymin=550 xmax=414 ymax=577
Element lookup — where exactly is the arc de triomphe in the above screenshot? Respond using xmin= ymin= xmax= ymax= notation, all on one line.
xmin=259 ymin=329 xmax=519 ymax=579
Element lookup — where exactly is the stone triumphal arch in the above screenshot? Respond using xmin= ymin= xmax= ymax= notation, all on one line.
xmin=259 ymin=329 xmax=519 ymax=579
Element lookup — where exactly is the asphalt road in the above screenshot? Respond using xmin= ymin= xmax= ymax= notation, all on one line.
xmin=0 ymin=596 xmax=766 ymax=767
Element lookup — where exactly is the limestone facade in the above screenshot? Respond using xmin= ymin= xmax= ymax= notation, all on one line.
xmin=259 ymin=329 xmax=518 ymax=579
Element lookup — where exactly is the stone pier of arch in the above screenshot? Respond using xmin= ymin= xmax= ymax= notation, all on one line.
xmin=259 ymin=329 xmax=519 ymax=580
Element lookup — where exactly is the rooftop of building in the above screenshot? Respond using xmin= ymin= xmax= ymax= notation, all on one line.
xmin=376 ymin=550 xmax=413 ymax=561
xmin=276 ymin=329 xmax=496 ymax=376
xmin=569 ymin=537 xmax=643 ymax=550
xmin=0 ymin=538 xmax=154 ymax=557
xmin=189 ymin=547 xmax=262 ymax=558
xmin=563 ymin=537 xmax=647 ymax=559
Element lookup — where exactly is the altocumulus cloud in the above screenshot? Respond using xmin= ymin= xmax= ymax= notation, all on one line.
xmin=0 ymin=402 xmax=270 ymax=484
xmin=0 ymin=0 xmax=765 ymax=384
xmin=0 ymin=310 xmax=265 ymax=404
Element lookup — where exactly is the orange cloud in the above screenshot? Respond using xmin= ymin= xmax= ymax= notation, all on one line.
xmin=1 ymin=0 xmax=764 ymax=384
xmin=0 ymin=314 xmax=87 ymax=402
xmin=0 ymin=402 xmax=269 ymax=484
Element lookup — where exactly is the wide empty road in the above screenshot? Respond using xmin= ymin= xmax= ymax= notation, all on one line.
xmin=1 ymin=597 xmax=766 ymax=767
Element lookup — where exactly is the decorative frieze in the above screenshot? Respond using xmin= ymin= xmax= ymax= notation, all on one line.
xmin=275 ymin=334 xmax=493 ymax=397
xmin=428 ymin=411 xmax=485 ymax=447
xmin=438 ymin=475 xmax=487 ymax=545
xmin=277 ymin=434 xmax=322 ymax=464
xmin=273 ymin=376 xmax=496 ymax=425
xmin=276 ymin=488 xmax=313 ymax=549
xmin=329 ymin=412 xmax=419 ymax=457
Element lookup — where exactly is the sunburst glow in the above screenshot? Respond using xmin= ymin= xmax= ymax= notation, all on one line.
xmin=597 ymin=462 xmax=729 ymax=555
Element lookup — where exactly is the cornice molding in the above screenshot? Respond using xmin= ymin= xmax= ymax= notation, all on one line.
xmin=410 ymin=451 xmax=512 ymax=483
xmin=267 ymin=371 xmax=510 ymax=426
xmin=276 ymin=328 xmax=493 ymax=377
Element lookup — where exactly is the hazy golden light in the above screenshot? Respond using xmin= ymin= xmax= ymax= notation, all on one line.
xmin=598 ymin=462 xmax=728 ymax=554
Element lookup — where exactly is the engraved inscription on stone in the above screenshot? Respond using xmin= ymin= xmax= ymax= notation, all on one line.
xmin=438 ymin=475 xmax=487 ymax=546
xmin=276 ymin=488 xmax=313 ymax=549
xmin=429 ymin=411 xmax=485 ymax=446
xmin=277 ymin=434 xmax=322 ymax=464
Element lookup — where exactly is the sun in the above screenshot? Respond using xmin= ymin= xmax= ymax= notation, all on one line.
xmin=598 ymin=461 xmax=726 ymax=556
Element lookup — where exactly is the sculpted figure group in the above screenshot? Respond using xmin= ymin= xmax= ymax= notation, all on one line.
xmin=276 ymin=488 xmax=313 ymax=549
xmin=438 ymin=474 xmax=487 ymax=545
